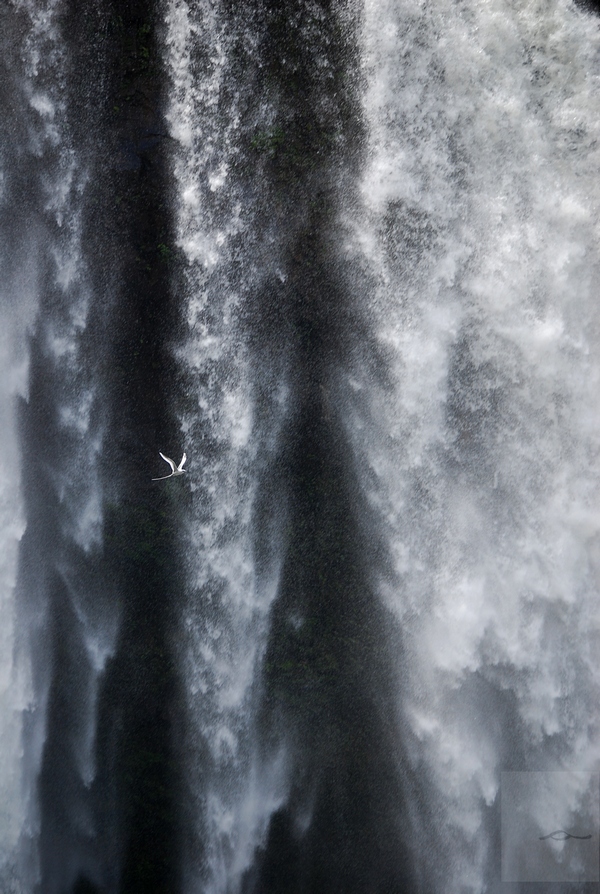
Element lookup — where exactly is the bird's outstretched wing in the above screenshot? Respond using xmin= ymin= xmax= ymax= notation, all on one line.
xmin=152 ymin=473 xmax=174 ymax=481
xmin=177 ymin=452 xmax=187 ymax=471
xmin=159 ymin=452 xmax=177 ymax=473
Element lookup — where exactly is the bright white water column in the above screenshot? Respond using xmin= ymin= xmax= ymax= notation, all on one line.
xmin=165 ymin=2 xmax=290 ymax=889
xmin=341 ymin=0 xmax=600 ymax=889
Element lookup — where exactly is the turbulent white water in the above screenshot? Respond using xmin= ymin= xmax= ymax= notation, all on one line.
xmin=165 ymin=3 xmax=292 ymax=889
xmin=0 ymin=2 xmax=111 ymax=890
xmin=341 ymin=0 xmax=600 ymax=888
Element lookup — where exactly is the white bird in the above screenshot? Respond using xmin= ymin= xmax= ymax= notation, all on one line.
xmin=152 ymin=451 xmax=187 ymax=481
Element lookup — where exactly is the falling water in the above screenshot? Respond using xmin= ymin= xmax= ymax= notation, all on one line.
xmin=1 ymin=0 xmax=599 ymax=892
xmin=338 ymin=0 xmax=600 ymax=889
xmin=164 ymin=2 xmax=291 ymax=887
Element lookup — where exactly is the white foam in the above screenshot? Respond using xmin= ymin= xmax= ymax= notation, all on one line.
xmin=343 ymin=0 xmax=600 ymax=888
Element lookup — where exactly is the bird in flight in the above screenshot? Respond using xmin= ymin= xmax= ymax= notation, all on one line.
xmin=152 ymin=452 xmax=187 ymax=480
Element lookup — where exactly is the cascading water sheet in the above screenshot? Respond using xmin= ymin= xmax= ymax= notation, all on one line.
xmin=342 ymin=0 xmax=600 ymax=888
xmin=2 ymin=0 xmax=600 ymax=891
xmin=165 ymin=2 xmax=292 ymax=888
xmin=1 ymin=2 xmax=116 ymax=891
xmin=0 ymin=4 xmax=36 ymax=882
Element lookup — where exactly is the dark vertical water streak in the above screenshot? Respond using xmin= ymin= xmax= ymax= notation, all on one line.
xmin=15 ymin=2 xmax=187 ymax=892
xmin=214 ymin=0 xmax=423 ymax=889
xmin=82 ymin=4 xmax=186 ymax=893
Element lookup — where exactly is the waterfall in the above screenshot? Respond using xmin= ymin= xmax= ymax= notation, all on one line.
xmin=164 ymin=2 xmax=291 ymax=887
xmin=1 ymin=0 xmax=599 ymax=892
xmin=336 ymin=0 xmax=600 ymax=888
xmin=341 ymin=0 xmax=600 ymax=887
